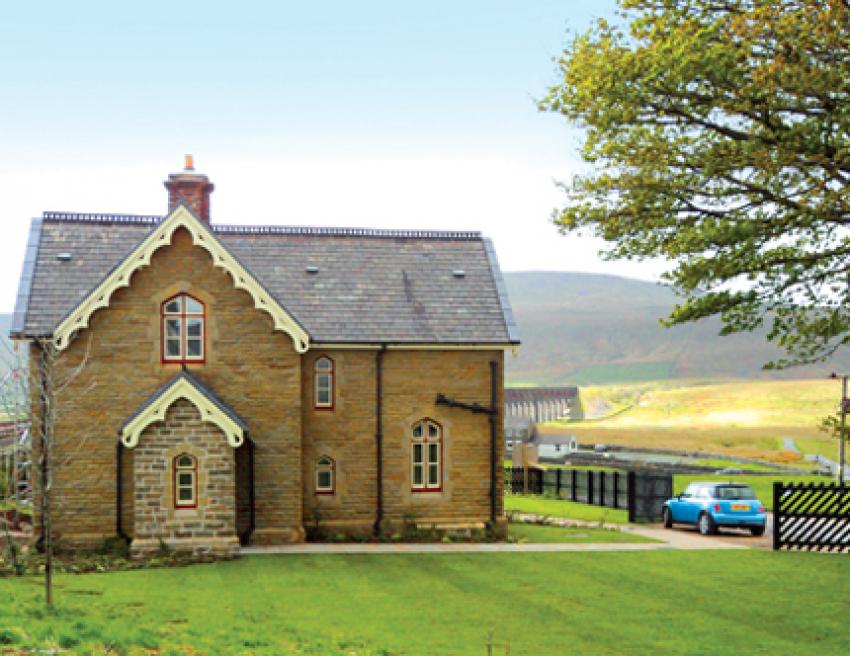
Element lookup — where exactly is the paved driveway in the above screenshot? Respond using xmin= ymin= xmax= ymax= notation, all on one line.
xmin=641 ymin=511 xmax=773 ymax=549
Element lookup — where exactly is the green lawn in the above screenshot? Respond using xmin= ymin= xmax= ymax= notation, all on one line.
xmin=1 ymin=552 xmax=848 ymax=655
xmin=672 ymin=474 xmax=835 ymax=510
xmin=684 ymin=457 xmax=807 ymax=472
xmin=505 ymin=494 xmax=630 ymax=524
xmin=794 ymin=436 xmax=840 ymax=460
xmin=507 ymin=474 xmax=834 ymax=517
xmin=508 ymin=522 xmax=656 ymax=544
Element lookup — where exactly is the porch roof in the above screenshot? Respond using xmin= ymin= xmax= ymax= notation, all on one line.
xmin=119 ymin=370 xmax=248 ymax=449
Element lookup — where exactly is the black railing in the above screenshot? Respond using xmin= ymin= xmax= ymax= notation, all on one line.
xmin=773 ymin=482 xmax=850 ymax=552
xmin=504 ymin=466 xmax=672 ymax=523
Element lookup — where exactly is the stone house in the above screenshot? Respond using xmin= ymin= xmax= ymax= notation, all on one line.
xmin=10 ymin=160 xmax=520 ymax=557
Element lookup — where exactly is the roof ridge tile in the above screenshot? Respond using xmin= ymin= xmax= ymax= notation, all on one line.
xmin=41 ymin=212 xmax=482 ymax=240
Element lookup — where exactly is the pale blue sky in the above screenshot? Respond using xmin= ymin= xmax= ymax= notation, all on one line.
xmin=1 ymin=1 xmax=666 ymax=313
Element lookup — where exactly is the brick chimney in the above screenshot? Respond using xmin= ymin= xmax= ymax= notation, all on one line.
xmin=164 ymin=155 xmax=214 ymax=223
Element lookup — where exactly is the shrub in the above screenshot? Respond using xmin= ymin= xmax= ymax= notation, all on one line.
xmin=0 ymin=627 xmax=27 ymax=645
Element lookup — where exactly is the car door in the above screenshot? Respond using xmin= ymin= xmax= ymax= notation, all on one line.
xmin=668 ymin=483 xmax=697 ymax=522
xmin=679 ymin=485 xmax=705 ymax=524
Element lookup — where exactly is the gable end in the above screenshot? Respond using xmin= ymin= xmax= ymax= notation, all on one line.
xmin=52 ymin=204 xmax=310 ymax=353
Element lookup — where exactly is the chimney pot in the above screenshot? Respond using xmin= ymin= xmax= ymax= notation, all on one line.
xmin=164 ymin=156 xmax=214 ymax=223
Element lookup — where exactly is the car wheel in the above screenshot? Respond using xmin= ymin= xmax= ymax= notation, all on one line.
xmin=662 ymin=507 xmax=673 ymax=529
xmin=750 ymin=525 xmax=765 ymax=537
xmin=698 ymin=512 xmax=717 ymax=536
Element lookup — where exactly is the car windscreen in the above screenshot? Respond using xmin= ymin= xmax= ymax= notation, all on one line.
xmin=714 ymin=485 xmax=757 ymax=500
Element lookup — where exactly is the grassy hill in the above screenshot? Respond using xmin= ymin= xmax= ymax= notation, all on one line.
xmin=504 ymin=271 xmax=850 ymax=385
xmin=540 ymin=379 xmax=840 ymax=463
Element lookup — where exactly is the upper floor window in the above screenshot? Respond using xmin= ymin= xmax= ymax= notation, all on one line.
xmin=162 ymin=294 xmax=205 ymax=363
xmin=316 ymin=456 xmax=335 ymax=494
xmin=314 ymin=356 xmax=334 ymax=409
xmin=411 ymin=419 xmax=442 ymax=492
xmin=174 ymin=453 xmax=197 ymax=508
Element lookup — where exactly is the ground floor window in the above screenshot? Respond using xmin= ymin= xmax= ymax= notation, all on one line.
xmin=411 ymin=419 xmax=441 ymax=491
xmin=174 ymin=453 xmax=197 ymax=508
xmin=316 ymin=456 xmax=335 ymax=494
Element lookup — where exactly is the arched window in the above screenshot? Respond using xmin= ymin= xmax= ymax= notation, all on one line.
xmin=316 ymin=456 xmax=335 ymax=494
xmin=411 ymin=419 xmax=442 ymax=492
xmin=174 ymin=453 xmax=197 ymax=508
xmin=162 ymin=294 xmax=205 ymax=363
xmin=314 ymin=356 xmax=334 ymax=409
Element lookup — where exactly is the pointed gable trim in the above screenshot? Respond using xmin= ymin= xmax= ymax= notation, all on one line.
xmin=120 ymin=371 xmax=247 ymax=449
xmin=51 ymin=203 xmax=310 ymax=353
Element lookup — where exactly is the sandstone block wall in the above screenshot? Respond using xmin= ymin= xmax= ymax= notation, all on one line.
xmin=39 ymin=227 xmax=302 ymax=547
xmin=29 ymin=226 xmax=506 ymax=550
xmin=130 ymin=398 xmax=238 ymax=558
xmin=302 ymin=349 xmax=505 ymax=534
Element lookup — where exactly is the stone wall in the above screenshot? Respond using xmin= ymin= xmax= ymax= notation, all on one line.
xmin=130 ymin=398 xmax=238 ymax=558
xmin=301 ymin=350 xmax=377 ymax=534
xmin=302 ymin=349 xmax=505 ymax=535
xmin=29 ymin=226 xmax=506 ymax=550
xmin=38 ymin=227 xmax=302 ymax=548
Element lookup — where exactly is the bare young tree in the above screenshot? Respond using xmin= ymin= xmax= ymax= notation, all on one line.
xmin=33 ymin=336 xmax=95 ymax=607
xmin=1 ymin=334 xmax=94 ymax=607
xmin=0 ymin=338 xmax=30 ymax=576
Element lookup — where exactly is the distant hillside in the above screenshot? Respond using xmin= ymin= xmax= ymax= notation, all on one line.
xmin=504 ymin=272 xmax=850 ymax=385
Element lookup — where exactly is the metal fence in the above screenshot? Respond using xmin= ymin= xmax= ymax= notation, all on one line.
xmin=504 ymin=466 xmax=672 ymax=523
xmin=773 ymin=482 xmax=850 ymax=553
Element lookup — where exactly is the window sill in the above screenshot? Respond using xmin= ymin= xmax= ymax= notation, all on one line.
xmin=174 ymin=506 xmax=200 ymax=514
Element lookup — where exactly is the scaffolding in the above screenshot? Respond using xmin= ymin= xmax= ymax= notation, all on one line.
xmin=0 ymin=366 xmax=31 ymax=529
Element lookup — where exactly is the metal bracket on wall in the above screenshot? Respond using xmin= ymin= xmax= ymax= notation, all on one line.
xmin=434 ymin=393 xmax=496 ymax=416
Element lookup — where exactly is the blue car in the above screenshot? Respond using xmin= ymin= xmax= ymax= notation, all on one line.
xmin=663 ymin=482 xmax=767 ymax=536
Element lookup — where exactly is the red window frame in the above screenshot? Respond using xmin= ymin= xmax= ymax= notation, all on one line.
xmin=173 ymin=453 xmax=198 ymax=509
xmin=316 ymin=455 xmax=335 ymax=495
xmin=313 ymin=356 xmax=335 ymax=410
xmin=161 ymin=294 xmax=206 ymax=364
xmin=411 ymin=418 xmax=442 ymax=493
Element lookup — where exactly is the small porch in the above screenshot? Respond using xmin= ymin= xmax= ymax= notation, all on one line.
xmin=117 ymin=371 xmax=254 ymax=559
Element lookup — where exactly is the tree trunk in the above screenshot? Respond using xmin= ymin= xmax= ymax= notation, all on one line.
xmin=37 ymin=340 xmax=53 ymax=608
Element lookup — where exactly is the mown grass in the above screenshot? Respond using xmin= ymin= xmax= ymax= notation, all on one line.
xmin=794 ymin=435 xmax=841 ymax=460
xmin=508 ymin=472 xmax=833 ymax=515
xmin=672 ymin=474 xmax=836 ymax=510
xmin=685 ymin=457 xmax=796 ymax=472
xmin=1 ymin=551 xmax=848 ymax=655
xmin=508 ymin=522 xmax=656 ymax=544
xmin=505 ymin=494 xmax=630 ymax=524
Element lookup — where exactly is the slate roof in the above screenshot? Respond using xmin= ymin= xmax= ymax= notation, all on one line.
xmin=12 ymin=212 xmax=520 ymax=345
xmin=119 ymin=369 xmax=248 ymax=436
